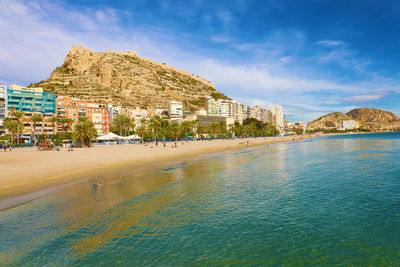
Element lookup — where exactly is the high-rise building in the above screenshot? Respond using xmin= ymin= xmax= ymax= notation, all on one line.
xmin=260 ymin=108 xmax=273 ymax=124
xmin=216 ymin=99 xmax=230 ymax=117
xmin=228 ymin=100 xmax=243 ymax=124
xmin=206 ymin=97 xmax=217 ymax=115
xmin=169 ymin=101 xmax=183 ymax=120
xmin=268 ymin=104 xmax=284 ymax=128
xmin=0 ymin=85 xmax=7 ymax=135
xmin=241 ymin=104 xmax=248 ymax=121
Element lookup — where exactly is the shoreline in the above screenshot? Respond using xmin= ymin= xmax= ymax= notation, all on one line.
xmin=0 ymin=135 xmax=318 ymax=206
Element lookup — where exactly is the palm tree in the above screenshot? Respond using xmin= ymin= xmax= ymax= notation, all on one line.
xmin=59 ymin=118 xmax=74 ymax=133
xmin=72 ymin=117 xmax=98 ymax=147
xmin=14 ymin=111 xmax=24 ymax=144
xmin=210 ymin=123 xmax=219 ymax=139
xmin=112 ymin=114 xmax=135 ymax=136
xmin=3 ymin=118 xmax=18 ymax=143
xmin=149 ymin=116 xmax=161 ymax=141
xmin=159 ymin=119 xmax=170 ymax=140
xmin=181 ymin=120 xmax=194 ymax=140
xmin=31 ymin=113 xmax=44 ymax=144
xmin=136 ymin=125 xmax=147 ymax=141
xmin=197 ymin=125 xmax=205 ymax=138
xmin=168 ymin=122 xmax=182 ymax=141
xmin=49 ymin=116 xmax=59 ymax=136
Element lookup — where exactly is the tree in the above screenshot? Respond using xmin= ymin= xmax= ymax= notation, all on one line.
xmin=112 ymin=114 xmax=134 ymax=136
xmin=49 ymin=116 xmax=59 ymax=135
xmin=31 ymin=113 xmax=44 ymax=144
xmin=72 ymin=117 xmax=98 ymax=147
xmin=181 ymin=120 xmax=194 ymax=139
xmin=168 ymin=122 xmax=182 ymax=141
xmin=3 ymin=118 xmax=19 ymax=144
xmin=59 ymin=118 xmax=74 ymax=133
xmin=149 ymin=116 xmax=161 ymax=141
xmin=159 ymin=119 xmax=170 ymax=140
xmin=9 ymin=107 xmax=24 ymax=144
xmin=136 ymin=125 xmax=147 ymax=141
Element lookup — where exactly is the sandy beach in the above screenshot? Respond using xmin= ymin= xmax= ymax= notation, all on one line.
xmin=0 ymin=135 xmax=317 ymax=200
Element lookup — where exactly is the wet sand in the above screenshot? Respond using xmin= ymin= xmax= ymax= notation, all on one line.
xmin=0 ymin=136 xmax=316 ymax=201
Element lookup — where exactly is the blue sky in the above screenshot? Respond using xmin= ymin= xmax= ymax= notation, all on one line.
xmin=1 ymin=0 xmax=400 ymax=121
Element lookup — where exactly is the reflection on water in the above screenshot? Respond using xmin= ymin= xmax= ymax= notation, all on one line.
xmin=1 ymin=133 xmax=400 ymax=265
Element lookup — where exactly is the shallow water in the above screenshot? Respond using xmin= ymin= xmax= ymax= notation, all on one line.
xmin=1 ymin=133 xmax=400 ymax=265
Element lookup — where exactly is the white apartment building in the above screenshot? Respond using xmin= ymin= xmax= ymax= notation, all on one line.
xmin=342 ymin=120 xmax=356 ymax=130
xmin=228 ymin=100 xmax=243 ymax=124
xmin=206 ymin=97 xmax=217 ymax=115
xmin=216 ymin=99 xmax=230 ymax=117
xmin=268 ymin=104 xmax=284 ymax=128
xmin=0 ymin=85 xmax=7 ymax=135
xmin=169 ymin=101 xmax=183 ymax=120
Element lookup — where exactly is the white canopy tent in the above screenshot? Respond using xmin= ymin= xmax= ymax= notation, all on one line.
xmin=97 ymin=133 xmax=142 ymax=142
xmin=97 ymin=132 xmax=121 ymax=141
xmin=126 ymin=134 xmax=142 ymax=140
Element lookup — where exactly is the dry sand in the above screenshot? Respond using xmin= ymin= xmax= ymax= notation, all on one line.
xmin=0 ymin=135 xmax=317 ymax=200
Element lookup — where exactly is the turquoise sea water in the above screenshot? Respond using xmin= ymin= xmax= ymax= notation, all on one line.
xmin=1 ymin=133 xmax=400 ymax=265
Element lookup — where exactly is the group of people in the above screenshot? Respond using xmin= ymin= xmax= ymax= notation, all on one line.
xmin=150 ymin=140 xmax=187 ymax=149
xmin=0 ymin=144 xmax=12 ymax=152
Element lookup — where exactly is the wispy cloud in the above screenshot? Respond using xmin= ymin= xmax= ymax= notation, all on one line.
xmin=317 ymin=40 xmax=345 ymax=47
xmin=343 ymin=93 xmax=385 ymax=103
xmin=1 ymin=0 xmax=400 ymax=122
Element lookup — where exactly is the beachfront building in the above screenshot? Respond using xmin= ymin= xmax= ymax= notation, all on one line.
xmin=107 ymin=105 xmax=133 ymax=123
xmin=5 ymin=85 xmax=56 ymax=138
xmin=228 ymin=100 xmax=243 ymax=124
xmin=56 ymin=96 xmax=110 ymax=135
xmin=268 ymin=104 xmax=284 ymax=128
xmin=186 ymin=114 xmax=235 ymax=128
xmin=241 ymin=104 xmax=248 ymax=121
xmin=216 ymin=99 xmax=230 ymax=117
xmin=7 ymin=85 xmax=56 ymax=114
xmin=261 ymin=108 xmax=272 ymax=124
xmin=6 ymin=110 xmax=54 ymax=138
xmin=0 ymin=85 xmax=7 ymax=135
xmin=86 ymin=102 xmax=109 ymax=136
xmin=131 ymin=107 xmax=148 ymax=126
xmin=169 ymin=101 xmax=183 ymax=120
xmin=206 ymin=97 xmax=217 ymax=115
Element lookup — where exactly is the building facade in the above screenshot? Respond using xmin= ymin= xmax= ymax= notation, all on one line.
xmin=187 ymin=114 xmax=235 ymax=127
xmin=7 ymin=85 xmax=55 ymax=114
xmin=169 ymin=101 xmax=183 ymax=120
xmin=268 ymin=104 xmax=284 ymax=128
xmin=56 ymin=96 xmax=110 ymax=135
xmin=0 ymin=85 xmax=7 ymax=135
xmin=206 ymin=97 xmax=217 ymax=115
xmin=342 ymin=120 xmax=357 ymax=130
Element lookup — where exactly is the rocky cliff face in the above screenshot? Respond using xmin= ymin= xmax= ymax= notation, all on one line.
xmin=32 ymin=46 xmax=227 ymax=109
xmin=308 ymin=108 xmax=400 ymax=130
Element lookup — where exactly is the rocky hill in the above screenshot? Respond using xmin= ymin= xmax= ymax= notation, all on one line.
xmin=307 ymin=112 xmax=365 ymax=129
xmin=308 ymin=108 xmax=400 ymax=130
xmin=30 ymin=45 xmax=229 ymax=110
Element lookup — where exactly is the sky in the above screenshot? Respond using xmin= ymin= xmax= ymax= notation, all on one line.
xmin=1 ymin=0 xmax=400 ymax=122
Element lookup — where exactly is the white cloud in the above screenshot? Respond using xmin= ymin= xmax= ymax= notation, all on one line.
xmin=317 ymin=40 xmax=345 ymax=47
xmin=343 ymin=94 xmax=384 ymax=103
xmin=280 ymin=56 xmax=292 ymax=63
xmin=1 ymin=0 xmax=399 ymax=122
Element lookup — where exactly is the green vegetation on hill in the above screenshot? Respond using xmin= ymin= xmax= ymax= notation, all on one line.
xmin=211 ymin=92 xmax=230 ymax=100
